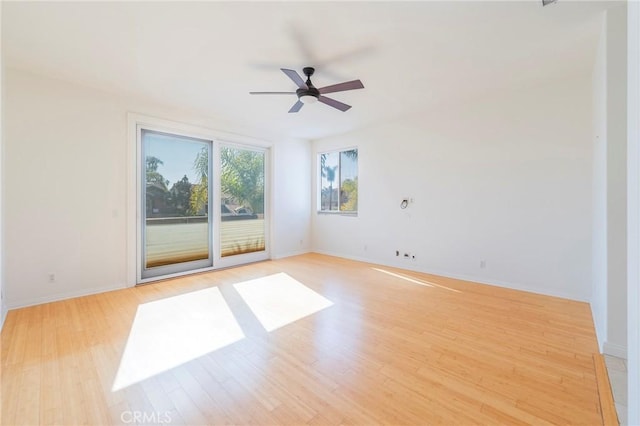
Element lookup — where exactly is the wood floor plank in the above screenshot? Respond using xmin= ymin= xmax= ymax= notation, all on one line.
xmin=1 ymin=253 xmax=608 ymax=425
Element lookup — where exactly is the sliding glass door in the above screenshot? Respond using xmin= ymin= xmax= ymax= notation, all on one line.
xmin=138 ymin=125 xmax=269 ymax=281
xmin=141 ymin=130 xmax=213 ymax=279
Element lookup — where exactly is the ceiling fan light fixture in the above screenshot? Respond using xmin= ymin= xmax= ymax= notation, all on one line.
xmin=300 ymin=94 xmax=318 ymax=104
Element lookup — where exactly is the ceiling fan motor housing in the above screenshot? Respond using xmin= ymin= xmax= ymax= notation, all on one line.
xmin=296 ymin=86 xmax=320 ymax=99
xmin=298 ymin=67 xmax=319 ymax=100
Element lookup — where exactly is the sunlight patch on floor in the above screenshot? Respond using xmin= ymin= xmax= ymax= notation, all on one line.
xmin=112 ymin=287 xmax=244 ymax=391
xmin=234 ymin=272 xmax=333 ymax=332
xmin=372 ymin=268 xmax=461 ymax=293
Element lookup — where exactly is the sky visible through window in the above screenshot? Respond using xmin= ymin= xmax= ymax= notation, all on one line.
xmin=320 ymin=149 xmax=358 ymax=212
xmin=144 ymin=131 xmax=208 ymax=186
xmin=322 ymin=151 xmax=357 ymax=180
xmin=341 ymin=153 xmax=357 ymax=181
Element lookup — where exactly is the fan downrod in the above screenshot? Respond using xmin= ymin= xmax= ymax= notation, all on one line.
xmin=297 ymin=67 xmax=319 ymax=100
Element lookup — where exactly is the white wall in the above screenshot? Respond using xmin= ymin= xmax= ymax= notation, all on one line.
xmin=3 ymin=69 xmax=310 ymax=308
xmin=272 ymin=139 xmax=311 ymax=258
xmin=0 ymin=1 xmax=6 ymax=329
xmin=312 ymin=75 xmax=593 ymax=301
xmin=627 ymin=0 xmax=640 ymax=423
xmin=591 ymin=5 xmax=628 ymax=358
xmin=592 ymin=13 xmax=608 ymax=350
xmin=605 ymin=4 xmax=628 ymax=358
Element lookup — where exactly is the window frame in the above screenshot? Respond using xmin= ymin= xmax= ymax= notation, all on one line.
xmin=317 ymin=147 xmax=358 ymax=216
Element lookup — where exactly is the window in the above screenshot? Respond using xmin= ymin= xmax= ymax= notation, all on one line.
xmin=319 ymin=148 xmax=358 ymax=213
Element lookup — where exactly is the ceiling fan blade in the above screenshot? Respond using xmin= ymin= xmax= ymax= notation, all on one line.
xmin=318 ymin=96 xmax=351 ymax=112
xmin=281 ymin=68 xmax=307 ymax=89
xmin=287 ymin=24 xmax=318 ymax=64
xmin=288 ymin=100 xmax=304 ymax=113
xmin=249 ymin=91 xmax=296 ymax=95
xmin=318 ymin=80 xmax=364 ymax=95
xmin=316 ymin=46 xmax=375 ymax=70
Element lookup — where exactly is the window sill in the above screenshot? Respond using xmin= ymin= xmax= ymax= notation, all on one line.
xmin=317 ymin=211 xmax=358 ymax=217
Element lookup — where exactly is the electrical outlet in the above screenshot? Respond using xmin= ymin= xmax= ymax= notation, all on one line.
xmin=480 ymin=260 xmax=486 ymax=269
xmin=48 ymin=273 xmax=56 ymax=283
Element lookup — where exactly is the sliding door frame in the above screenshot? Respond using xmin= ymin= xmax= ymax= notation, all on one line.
xmin=126 ymin=113 xmax=272 ymax=286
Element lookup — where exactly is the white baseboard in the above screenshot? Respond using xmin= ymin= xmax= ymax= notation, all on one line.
xmin=271 ymin=249 xmax=311 ymax=260
xmin=0 ymin=302 xmax=7 ymax=332
xmin=603 ymin=341 xmax=627 ymax=359
xmin=311 ymin=250 xmax=375 ymax=265
xmin=590 ymin=305 xmax=607 ymax=353
xmin=310 ymin=250 xmax=588 ymax=302
xmin=447 ymin=271 xmax=589 ymax=303
xmin=7 ymin=283 xmax=127 ymax=310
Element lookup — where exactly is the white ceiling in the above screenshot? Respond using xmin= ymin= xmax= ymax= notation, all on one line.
xmin=2 ymin=1 xmax=610 ymax=140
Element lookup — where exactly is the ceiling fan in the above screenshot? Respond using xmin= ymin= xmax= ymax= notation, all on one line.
xmin=250 ymin=67 xmax=364 ymax=113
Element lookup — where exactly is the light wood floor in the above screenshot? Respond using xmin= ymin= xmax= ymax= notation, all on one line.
xmin=2 ymin=254 xmax=605 ymax=425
